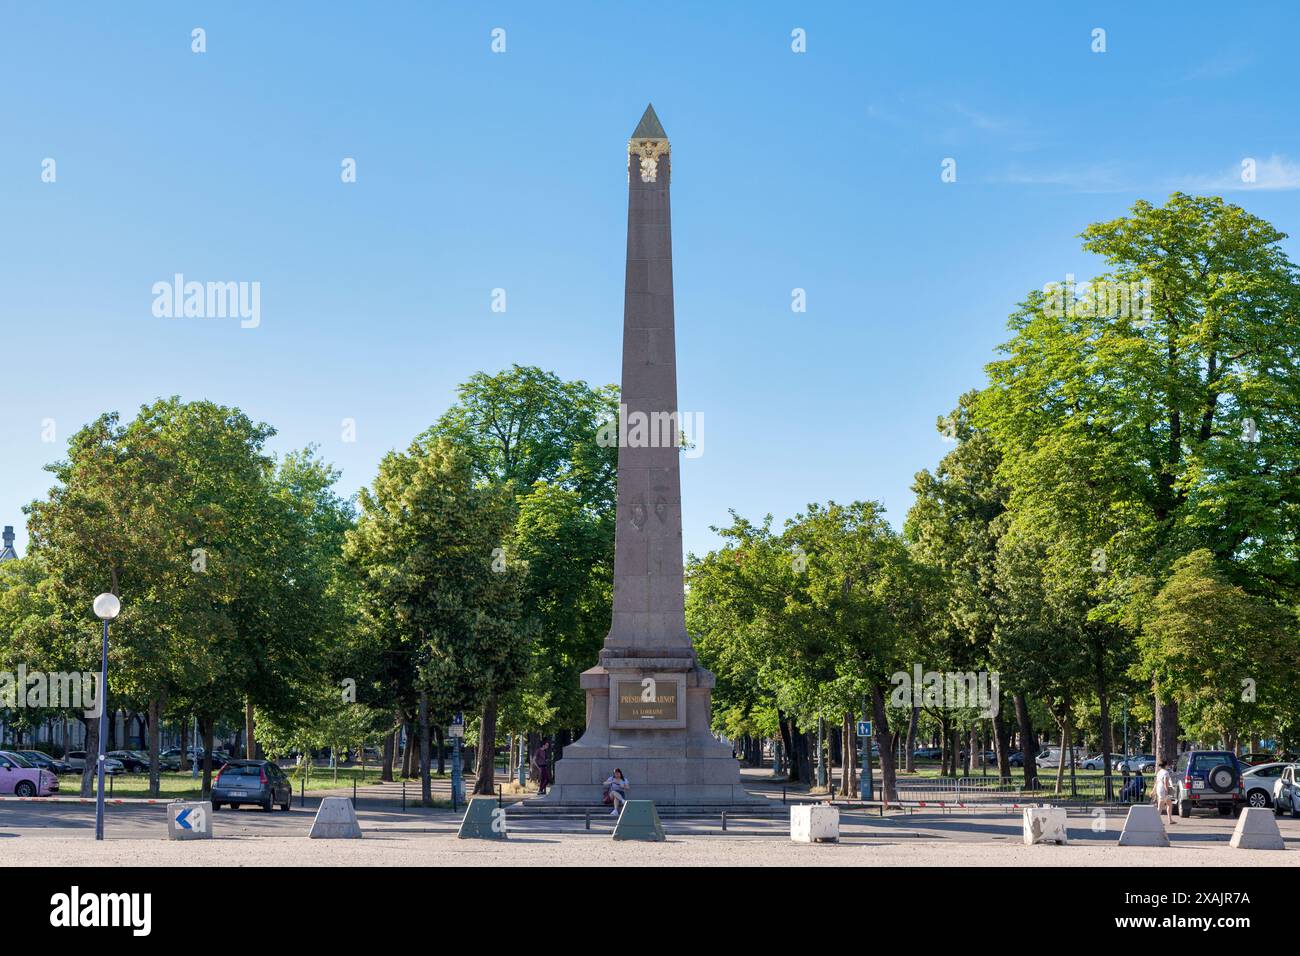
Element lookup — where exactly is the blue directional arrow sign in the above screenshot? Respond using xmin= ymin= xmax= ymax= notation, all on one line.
xmin=856 ymin=720 xmax=872 ymax=737
xmin=176 ymin=807 xmax=194 ymax=830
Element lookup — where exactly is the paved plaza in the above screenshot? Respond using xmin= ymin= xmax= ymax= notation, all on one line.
xmin=4 ymin=776 xmax=1296 ymax=866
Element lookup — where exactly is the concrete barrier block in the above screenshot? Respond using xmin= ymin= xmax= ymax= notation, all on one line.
xmin=457 ymin=797 xmax=507 ymax=839
xmin=167 ymin=801 xmax=212 ymax=841
xmin=612 ymin=800 xmax=666 ymax=841
xmin=1229 ymin=807 xmax=1285 ymax=850
xmin=308 ymin=796 xmax=362 ymax=839
xmin=1022 ymin=805 xmax=1069 ymax=845
xmin=1117 ymin=804 xmax=1169 ymax=847
xmin=790 ymin=804 xmax=839 ymax=843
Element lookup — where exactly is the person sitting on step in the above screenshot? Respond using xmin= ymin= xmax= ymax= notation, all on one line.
xmin=603 ymin=768 xmax=629 ymax=816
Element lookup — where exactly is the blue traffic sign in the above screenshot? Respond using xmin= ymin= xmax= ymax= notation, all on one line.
xmin=856 ymin=720 xmax=872 ymax=737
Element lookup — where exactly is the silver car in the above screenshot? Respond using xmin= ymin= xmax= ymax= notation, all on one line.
xmin=64 ymin=751 xmax=125 ymax=775
xmin=1273 ymin=766 xmax=1300 ymax=817
xmin=1243 ymin=762 xmax=1296 ymax=808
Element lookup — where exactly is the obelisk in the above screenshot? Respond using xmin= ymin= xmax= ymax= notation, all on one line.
xmin=543 ymin=105 xmax=758 ymax=805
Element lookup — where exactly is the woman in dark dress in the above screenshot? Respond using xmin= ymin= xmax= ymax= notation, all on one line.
xmin=532 ymin=740 xmax=552 ymax=794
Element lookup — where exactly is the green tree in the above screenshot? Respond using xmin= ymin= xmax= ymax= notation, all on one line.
xmin=978 ymin=193 xmax=1300 ymax=762
xmin=423 ymin=365 xmax=617 ymax=793
xmin=345 ymin=438 xmax=527 ymax=803
xmin=1133 ymin=550 xmax=1298 ymax=749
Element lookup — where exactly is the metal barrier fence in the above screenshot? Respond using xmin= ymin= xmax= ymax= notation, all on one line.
xmin=891 ymin=775 xmax=1144 ymax=805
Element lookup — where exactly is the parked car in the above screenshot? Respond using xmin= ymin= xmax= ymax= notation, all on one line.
xmin=1008 ymin=751 xmax=1024 ymax=767
xmin=1081 ymin=753 xmax=1109 ymax=770
xmin=212 ymin=759 xmax=292 ymax=812
xmin=1242 ymin=751 xmax=1299 ymax=766
xmin=1272 ymin=766 xmax=1300 ymax=817
xmin=1240 ymin=752 xmax=1276 ymax=767
xmin=1118 ymin=754 xmax=1157 ymax=773
xmin=912 ymin=747 xmax=941 ymax=760
xmin=161 ymin=747 xmax=202 ymax=768
xmin=1175 ymin=750 xmax=1245 ymax=817
xmin=1036 ymin=748 xmax=1086 ymax=769
xmin=1242 ymin=762 xmax=1297 ymax=808
xmin=161 ymin=748 xmax=229 ymax=770
xmin=65 ymin=751 xmax=125 ymax=775
xmin=15 ymin=750 xmax=74 ymax=775
xmin=0 ymin=750 xmax=59 ymax=797
xmin=107 ymin=750 xmax=149 ymax=772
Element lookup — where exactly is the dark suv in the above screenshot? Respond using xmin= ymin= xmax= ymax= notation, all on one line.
xmin=1175 ymin=750 xmax=1245 ymax=818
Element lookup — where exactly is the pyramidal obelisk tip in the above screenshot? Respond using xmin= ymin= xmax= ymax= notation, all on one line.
xmin=631 ymin=103 xmax=667 ymax=141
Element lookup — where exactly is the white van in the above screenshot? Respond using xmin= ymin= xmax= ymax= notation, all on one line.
xmin=1036 ymin=747 xmax=1085 ymax=769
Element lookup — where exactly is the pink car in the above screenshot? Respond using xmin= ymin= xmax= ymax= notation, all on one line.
xmin=0 ymin=750 xmax=59 ymax=797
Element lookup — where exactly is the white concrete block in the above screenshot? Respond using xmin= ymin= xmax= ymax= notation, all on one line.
xmin=790 ymin=803 xmax=839 ymax=843
xmin=1022 ymin=805 xmax=1069 ymax=845
xmin=308 ymin=796 xmax=362 ymax=839
xmin=1117 ymin=804 xmax=1170 ymax=847
xmin=167 ymin=801 xmax=212 ymax=840
xmin=1229 ymin=807 xmax=1285 ymax=850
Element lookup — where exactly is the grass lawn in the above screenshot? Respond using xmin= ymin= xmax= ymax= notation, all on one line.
xmin=71 ymin=765 xmax=420 ymax=800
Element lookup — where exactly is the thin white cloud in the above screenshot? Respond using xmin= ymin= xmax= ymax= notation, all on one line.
xmin=1174 ymin=155 xmax=1300 ymax=192
xmin=990 ymin=162 xmax=1135 ymax=193
xmin=1180 ymin=52 xmax=1253 ymax=82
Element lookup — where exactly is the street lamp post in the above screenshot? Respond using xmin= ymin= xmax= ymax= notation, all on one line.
xmin=92 ymin=592 xmax=121 ymax=842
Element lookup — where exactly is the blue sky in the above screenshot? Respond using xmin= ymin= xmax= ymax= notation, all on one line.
xmin=3 ymin=1 xmax=1299 ymax=559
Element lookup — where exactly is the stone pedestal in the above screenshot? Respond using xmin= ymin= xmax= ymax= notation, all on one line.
xmin=543 ymin=650 xmax=760 ymax=805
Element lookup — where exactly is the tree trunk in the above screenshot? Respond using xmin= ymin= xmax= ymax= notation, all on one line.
xmin=1098 ymin=675 xmax=1114 ymax=799
xmin=401 ymin=717 xmax=416 ymax=778
xmin=381 ymin=719 xmax=395 ymax=783
xmin=790 ymin=728 xmax=811 ymax=784
xmin=200 ymin=718 xmax=215 ymax=796
xmin=1154 ymin=686 xmax=1179 ymax=765
xmin=435 ymin=725 xmax=446 ymax=775
xmin=938 ymin=713 xmax=951 ymax=775
xmin=778 ymin=712 xmax=797 ymax=782
xmin=840 ymin=712 xmax=855 ymax=796
xmin=993 ymin=701 xmax=1012 ymax=781
xmin=180 ymin=719 xmax=190 ymax=773
xmin=79 ymin=715 xmax=98 ymax=798
xmin=1053 ymin=702 xmax=1069 ymax=795
xmin=1014 ymin=692 xmax=1037 ymax=789
xmin=245 ymin=698 xmax=257 ymax=759
xmin=418 ymin=691 xmax=431 ymax=804
xmin=871 ymin=684 xmax=897 ymax=803
xmin=904 ymin=705 xmax=918 ymax=773
xmin=474 ymin=695 xmax=498 ymax=795
xmin=147 ymin=698 xmax=162 ymax=798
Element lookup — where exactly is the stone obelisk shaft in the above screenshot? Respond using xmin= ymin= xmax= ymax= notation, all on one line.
xmin=606 ymin=104 xmax=690 ymax=657
xmin=539 ymin=106 xmax=759 ymax=806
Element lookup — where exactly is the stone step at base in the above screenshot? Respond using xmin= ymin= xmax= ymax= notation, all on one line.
xmin=506 ymin=802 xmax=785 ymax=818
